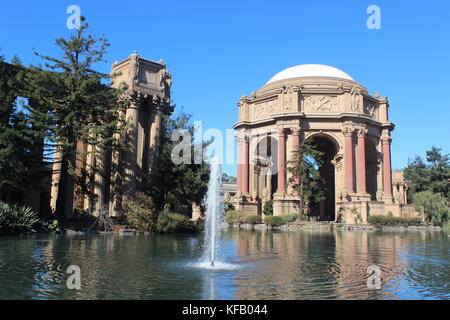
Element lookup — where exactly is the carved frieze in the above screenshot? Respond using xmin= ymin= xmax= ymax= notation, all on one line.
xmin=252 ymin=99 xmax=277 ymax=120
xmin=303 ymin=94 xmax=339 ymax=113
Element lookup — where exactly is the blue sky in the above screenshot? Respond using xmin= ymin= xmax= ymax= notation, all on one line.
xmin=1 ymin=0 xmax=449 ymax=176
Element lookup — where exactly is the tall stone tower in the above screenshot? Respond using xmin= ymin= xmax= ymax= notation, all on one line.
xmin=50 ymin=52 xmax=173 ymax=216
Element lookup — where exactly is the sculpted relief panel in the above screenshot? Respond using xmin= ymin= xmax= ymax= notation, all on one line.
xmin=303 ymin=95 xmax=339 ymax=113
xmin=252 ymin=99 xmax=277 ymax=120
xmin=139 ymin=66 xmax=159 ymax=85
xmin=364 ymin=100 xmax=378 ymax=120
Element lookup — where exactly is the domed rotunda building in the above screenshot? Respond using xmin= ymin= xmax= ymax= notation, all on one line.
xmin=233 ymin=64 xmax=415 ymax=223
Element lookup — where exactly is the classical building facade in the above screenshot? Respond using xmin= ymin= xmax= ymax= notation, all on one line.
xmin=50 ymin=52 xmax=173 ymax=216
xmin=233 ymin=64 xmax=415 ymax=222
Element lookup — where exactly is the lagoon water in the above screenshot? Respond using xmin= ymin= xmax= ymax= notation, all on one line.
xmin=0 ymin=230 xmax=449 ymax=300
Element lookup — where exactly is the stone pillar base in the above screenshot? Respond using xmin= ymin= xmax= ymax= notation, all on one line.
xmin=273 ymin=193 xmax=300 ymax=216
xmin=382 ymin=195 xmax=394 ymax=204
xmin=349 ymin=193 xmax=372 ymax=202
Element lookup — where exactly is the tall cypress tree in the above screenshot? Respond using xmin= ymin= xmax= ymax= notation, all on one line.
xmin=28 ymin=17 xmax=123 ymax=219
xmin=287 ymin=141 xmax=326 ymax=216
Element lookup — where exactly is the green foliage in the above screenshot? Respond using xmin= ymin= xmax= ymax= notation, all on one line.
xmin=413 ymin=191 xmax=449 ymax=226
xmin=124 ymin=194 xmax=157 ymax=232
xmin=156 ymin=211 xmax=195 ymax=233
xmin=368 ymin=215 xmax=422 ymax=226
xmin=245 ymin=215 xmax=263 ymax=224
xmin=147 ymin=110 xmax=210 ymax=216
xmin=224 ymin=202 xmax=235 ymax=212
xmin=224 ymin=210 xmax=246 ymax=224
xmin=262 ymin=200 xmax=273 ymax=216
xmin=25 ymin=17 xmax=124 ymax=218
xmin=443 ymin=220 xmax=450 ymax=233
xmin=280 ymin=213 xmax=298 ymax=223
xmin=404 ymin=147 xmax=450 ymax=202
xmin=39 ymin=219 xmax=61 ymax=234
xmin=264 ymin=215 xmax=284 ymax=226
xmin=0 ymin=201 xmax=39 ymax=234
xmin=0 ymin=57 xmax=48 ymax=201
xmin=287 ymin=141 xmax=326 ymax=214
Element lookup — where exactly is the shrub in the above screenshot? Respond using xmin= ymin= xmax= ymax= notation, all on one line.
xmin=0 ymin=201 xmax=39 ymax=234
xmin=124 ymin=194 xmax=157 ymax=232
xmin=245 ymin=215 xmax=262 ymax=224
xmin=264 ymin=215 xmax=284 ymax=226
xmin=156 ymin=212 xmax=194 ymax=233
xmin=443 ymin=220 xmax=450 ymax=233
xmin=280 ymin=213 xmax=298 ymax=223
xmin=224 ymin=210 xmax=245 ymax=224
xmin=368 ymin=215 xmax=422 ymax=226
xmin=263 ymin=200 xmax=273 ymax=216
xmin=413 ymin=191 xmax=449 ymax=226
xmin=224 ymin=202 xmax=235 ymax=212
xmin=40 ymin=219 xmax=61 ymax=234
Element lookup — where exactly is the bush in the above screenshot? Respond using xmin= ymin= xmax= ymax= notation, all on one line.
xmin=264 ymin=215 xmax=284 ymax=226
xmin=280 ymin=213 xmax=298 ymax=223
xmin=245 ymin=215 xmax=262 ymax=224
xmin=263 ymin=200 xmax=273 ymax=216
xmin=0 ymin=201 xmax=39 ymax=234
xmin=224 ymin=210 xmax=246 ymax=224
xmin=224 ymin=202 xmax=235 ymax=212
xmin=443 ymin=220 xmax=450 ymax=233
xmin=413 ymin=191 xmax=449 ymax=226
xmin=39 ymin=219 xmax=61 ymax=234
xmin=124 ymin=194 xmax=157 ymax=232
xmin=368 ymin=215 xmax=422 ymax=226
xmin=156 ymin=212 xmax=194 ymax=233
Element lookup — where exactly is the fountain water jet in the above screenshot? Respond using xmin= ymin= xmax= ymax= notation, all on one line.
xmin=202 ymin=156 xmax=223 ymax=268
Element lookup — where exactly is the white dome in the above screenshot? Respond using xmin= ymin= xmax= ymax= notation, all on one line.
xmin=266 ymin=64 xmax=355 ymax=84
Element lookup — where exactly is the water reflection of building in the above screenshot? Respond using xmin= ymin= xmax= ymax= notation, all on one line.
xmin=231 ymin=230 xmax=426 ymax=300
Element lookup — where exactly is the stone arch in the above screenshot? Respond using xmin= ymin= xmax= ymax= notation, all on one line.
xmin=365 ymin=137 xmax=379 ymax=200
xmin=304 ymin=133 xmax=339 ymax=221
xmin=251 ymin=134 xmax=278 ymax=198
xmin=303 ymin=131 xmax=342 ymax=153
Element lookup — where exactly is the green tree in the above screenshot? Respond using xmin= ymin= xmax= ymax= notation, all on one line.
xmin=287 ymin=141 xmax=326 ymax=216
xmin=29 ymin=17 xmax=124 ymax=219
xmin=147 ymin=111 xmax=210 ymax=217
xmin=404 ymin=146 xmax=450 ymax=202
xmin=413 ymin=191 xmax=449 ymax=226
xmin=0 ymin=54 xmax=48 ymax=203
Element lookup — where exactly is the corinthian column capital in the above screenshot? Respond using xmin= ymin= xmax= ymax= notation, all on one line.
xmin=381 ymin=135 xmax=392 ymax=144
xmin=291 ymin=127 xmax=301 ymax=136
xmin=342 ymin=126 xmax=355 ymax=137
xmin=357 ymin=127 xmax=368 ymax=138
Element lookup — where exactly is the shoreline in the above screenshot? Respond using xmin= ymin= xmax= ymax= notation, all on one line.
xmin=222 ymin=221 xmax=443 ymax=232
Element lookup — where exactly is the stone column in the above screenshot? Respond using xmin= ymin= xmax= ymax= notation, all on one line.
xmin=356 ymin=128 xmax=368 ymax=194
xmin=149 ymin=106 xmax=162 ymax=167
xmin=382 ymin=135 xmax=393 ymax=199
xmin=242 ymin=135 xmax=249 ymax=194
xmin=342 ymin=127 xmax=355 ymax=194
xmin=125 ymin=93 xmax=140 ymax=195
xmin=291 ymin=128 xmax=301 ymax=187
xmin=236 ymin=137 xmax=242 ymax=192
xmin=277 ymin=128 xmax=286 ymax=194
